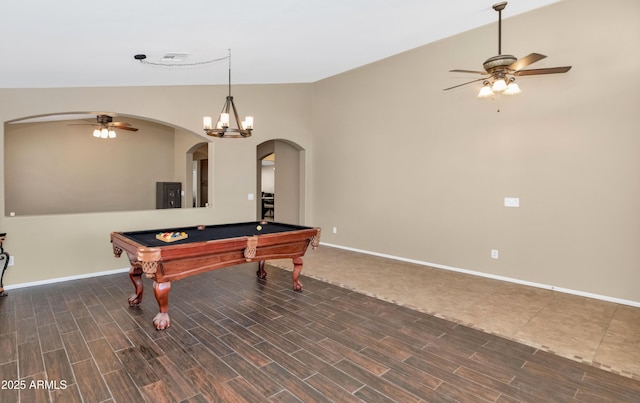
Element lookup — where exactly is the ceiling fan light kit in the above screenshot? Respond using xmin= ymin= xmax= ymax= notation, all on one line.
xmin=445 ymin=1 xmax=571 ymax=99
xmin=93 ymin=128 xmax=117 ymax=139
xmin=203 ymin=50 xmax=253 ymax=138
xmin=70 ymin=114 xmax=139 ymax=139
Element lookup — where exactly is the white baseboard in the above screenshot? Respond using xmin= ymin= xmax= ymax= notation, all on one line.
xmin=5 ymin=245 xmax=639 ymax=310
xmin=3 ymin=267 xmax=130 ymax=291
xmin=320 ymin=242 xmax=640 ymax=309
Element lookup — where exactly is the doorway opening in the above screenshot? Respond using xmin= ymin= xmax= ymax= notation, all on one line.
xmin=257 ymin=140 xmax=305 ymax=224
xmin=261 ymin=153 xmax=275 ymax=220
xmin=189 ymin=143 xmax=209 ymax=208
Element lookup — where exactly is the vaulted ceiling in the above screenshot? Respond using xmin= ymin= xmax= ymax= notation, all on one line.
xmin=0 ymin=0 xmax=561 ymax=88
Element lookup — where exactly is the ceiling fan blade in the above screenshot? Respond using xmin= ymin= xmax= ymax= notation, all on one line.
xmin=449 ymin=69 xmax=486 ymax=75
xmin=514 ymin=66 xmax=572 ymax=76
xmin=443 ymin=77 xmax=487 ymax=91
xmin=508 ymin=53 xmax=547 ymax=71
xmin=117 ymin=126 xmax=139 ymax=132
xmin=109 ymin=122 xmax=132 ymax=128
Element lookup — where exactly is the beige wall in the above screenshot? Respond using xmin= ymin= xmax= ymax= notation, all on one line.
xmin=311 ymin=0 xmax=640 ymax=303
xmin=5 ymin=117 xmax=181 ymax=215
xmin=0 ymin=0 xmax=638 ymax=305
xmin=273 ymin=141 xmax=302 ymax=224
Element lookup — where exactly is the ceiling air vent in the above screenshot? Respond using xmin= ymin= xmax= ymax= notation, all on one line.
xmin=160 ymin=53 xmax=190 ymax=62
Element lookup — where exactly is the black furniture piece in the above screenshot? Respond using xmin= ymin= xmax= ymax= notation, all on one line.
xmin=0 ymin=233 xmax=9 ymax=297
xmin=261 ymin=193 xmax=274 ymax=219
xmin=156 ymin=182 xmax=182 ymax=209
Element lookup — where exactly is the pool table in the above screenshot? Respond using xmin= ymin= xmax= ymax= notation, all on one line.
xmin=111 ymin=221 xmax=320 ymax=330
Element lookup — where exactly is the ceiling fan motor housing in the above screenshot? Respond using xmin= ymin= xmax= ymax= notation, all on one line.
xmin=97 ymin=115 xmax=113 ymax=125
xmin=483 ymin=54 xmax=517 ymax=73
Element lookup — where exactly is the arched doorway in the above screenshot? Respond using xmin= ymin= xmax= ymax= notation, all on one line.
xmin=187 ymin=143 xmax=209 ymax=208
xmin=257 ymin=140 xmax=306 ymax=224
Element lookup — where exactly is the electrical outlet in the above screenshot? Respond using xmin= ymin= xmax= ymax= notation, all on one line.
xmin=491 ymin=249 xmax=499 ymax=259
xmin=332 ymin=227 xmax=338 ymax=234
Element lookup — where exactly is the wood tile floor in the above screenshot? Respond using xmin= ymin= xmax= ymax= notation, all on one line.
xmin=0 ymin=255 xmax=639 ymax=402
xmin=272 ymin=246 xmax=640 ymax=379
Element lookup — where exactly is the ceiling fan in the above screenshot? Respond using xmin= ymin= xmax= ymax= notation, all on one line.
xmin=444 ymin=1 xmax=571 ymax=97
xmin=70 ymin=114 xmax=139 ymax=138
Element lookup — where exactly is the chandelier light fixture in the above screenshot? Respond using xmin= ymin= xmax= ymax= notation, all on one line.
xmin=203 ymin=50 xmax=253 ymax=138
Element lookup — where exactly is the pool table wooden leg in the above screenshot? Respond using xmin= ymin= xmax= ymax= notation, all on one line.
xmin=257 ymin=260 xmax=267 ymax=279
xmin=152 ymin=281 xmax=171 ymax=330
xmin=128 ymin=267 xmax=144 ymax=306
xmin=292 ymin=257 xmax=303 ymax=292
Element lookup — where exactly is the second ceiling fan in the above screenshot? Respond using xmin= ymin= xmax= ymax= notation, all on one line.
xmin=70 ymin=114 xmax=139 ymax=138
xmin=444 ymin=1 xmax=571 ymax=97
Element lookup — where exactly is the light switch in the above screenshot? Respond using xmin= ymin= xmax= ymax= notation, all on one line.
xmin=504 ymin=197 xmax=519 ymax=207
xmin=248 ymin=193 xmax=254 ymax=201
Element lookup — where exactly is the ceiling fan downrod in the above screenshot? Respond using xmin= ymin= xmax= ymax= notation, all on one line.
xmin=493 ymin=1 xmax=507 ymax=55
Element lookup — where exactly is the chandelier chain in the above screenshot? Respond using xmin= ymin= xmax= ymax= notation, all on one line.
xmin=138 ymin=55 xmax=229 ymax=67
